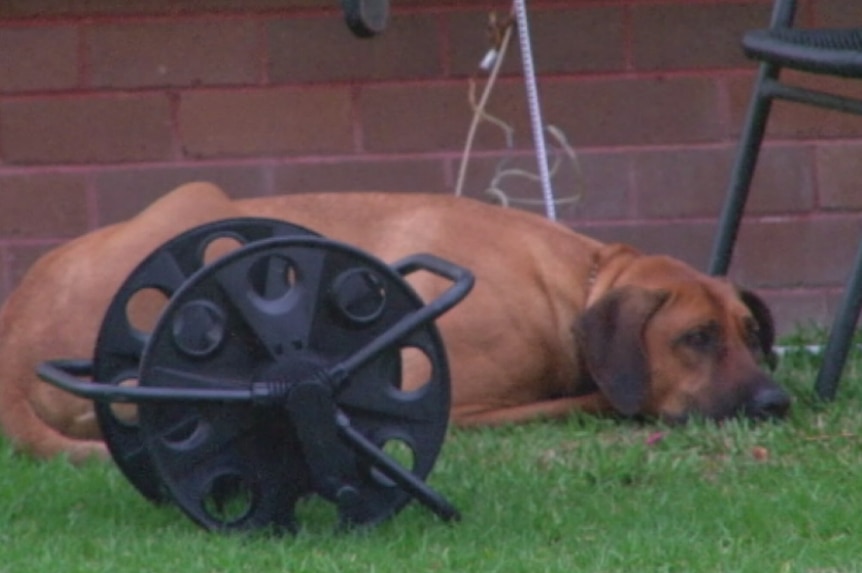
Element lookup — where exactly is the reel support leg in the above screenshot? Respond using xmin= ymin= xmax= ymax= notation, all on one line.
xmin=337 ymin=418 xmax=461 ymax=522
xmin=285 ymin=380 xmax=361 ymax=512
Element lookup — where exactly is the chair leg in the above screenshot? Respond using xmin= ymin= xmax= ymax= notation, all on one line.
xmin=815 ymin=234 xmax=862 ymax=400
xmin=708 ymin=64 xmax=779 ymax=276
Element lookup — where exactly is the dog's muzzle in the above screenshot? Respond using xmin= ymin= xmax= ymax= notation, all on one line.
xmin=742 ymin=385 xmax=792 ymax=420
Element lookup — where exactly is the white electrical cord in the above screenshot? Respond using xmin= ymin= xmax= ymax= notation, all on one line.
xmin=513 ymin=0 xmax=556 ymax=221
xmin=454 ymin=19 xmax=514 ymax=198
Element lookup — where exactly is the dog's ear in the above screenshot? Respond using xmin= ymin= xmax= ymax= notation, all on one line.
xmin=574 ymin=286 xmax=669 ymax=416
xmin=738 ymin=287 xmax=778 ymax=370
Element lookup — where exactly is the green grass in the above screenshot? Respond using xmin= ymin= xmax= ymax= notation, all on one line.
xmin=2 ymin=331 xmax=862 ymax=573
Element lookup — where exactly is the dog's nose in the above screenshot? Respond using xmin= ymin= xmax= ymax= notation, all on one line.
xmin=744 ymin=386 xmax=791 ymax=420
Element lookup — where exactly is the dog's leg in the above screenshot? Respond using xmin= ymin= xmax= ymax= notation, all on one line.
xmin=453 ymin=394 xmax=613 ymax=427
xmin=0 ymin=393 xmax=108 ymax=464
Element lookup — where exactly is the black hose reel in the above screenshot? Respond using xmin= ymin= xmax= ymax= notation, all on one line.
xmin=39 ymin=217 xmax=474 ymax=534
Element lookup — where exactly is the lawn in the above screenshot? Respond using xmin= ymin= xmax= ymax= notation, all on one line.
xmin=1 ymin=331 xmax=861 ymax=573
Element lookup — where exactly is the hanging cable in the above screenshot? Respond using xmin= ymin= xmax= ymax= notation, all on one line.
xmin=454 ymin=13 xmax=515 ymax=198
xmin=512 ymin=0 xmax=557 ymax=220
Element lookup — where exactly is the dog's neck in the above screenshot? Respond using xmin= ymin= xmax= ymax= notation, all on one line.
xmin=584 ymin=244 xmax=642 ymax=306
xmin=572 ymin=254 xmax=601 ymax=399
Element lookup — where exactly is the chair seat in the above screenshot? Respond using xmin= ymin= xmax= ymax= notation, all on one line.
xmin=743 ymin=28 xmax=862 ymax=77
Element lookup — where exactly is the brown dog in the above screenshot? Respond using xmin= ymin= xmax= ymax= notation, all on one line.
xmin=0 ymin=182 xmax=790 ymax=463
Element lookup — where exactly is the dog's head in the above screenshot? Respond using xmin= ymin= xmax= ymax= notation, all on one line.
xmin=574 ymin=246 xmax=790 ymax=422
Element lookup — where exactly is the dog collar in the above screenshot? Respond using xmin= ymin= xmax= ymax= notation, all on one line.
xmin=586 ymin=254 xmax=600 ymax=296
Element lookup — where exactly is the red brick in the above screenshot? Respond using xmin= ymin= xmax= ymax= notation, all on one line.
xmin=759 ymin=289 xmax=838 ymax=336
xmin=0 ymin=26 xmax=79 ymax=93
xmin=748 ymin=144 xmax=817 ymax=214
xmin=567 ymin=152 xmax=634 ymax=221
xmin=93 ymin=164 xmax=270 ymax=225
xmin=726 ymin=72 xmax=862 ymax=140
xmin=731 ymin=217 xmax=862 ymax=288
xmin=634 ymin=144 xmax=815 ymax=219
xmin=455 ymin=150 xmax=633 ymax=222
xmin=0 ymin=94 xmax=173 ymax=164
xmin=577 ymin=220 xmax=715 ymax=271
xmin=447 ymin=6 xmax=624 ymax=77
xmin=390 ymin=0 xmax=490 ymax=5
xmin=0 ymin=247 xmax=8 ymax=304
xmin=635 ymin=147 xmax=730 ymax=219
xmin=0 ymin=173 xmax=89 ymax=238
xmin=362 ymin=75 xmax=725 ymax=158
xmin=5 ymin=243 xmax=65 ymax=298
xmin=816 ymin=142 xmax=862 ymax=211
xmin=268 ymin=14 xmax=441 ymax=84
xmin=273 ymin=158 xmax=447 ymax=194
xmin=178 ymin=88 xmax=353 ymax=158
xmin=814 ymin=0 xmax=862 ymax=26
xmin=0 ymin=0 xmax=331 ymax=17
xmin=359 ymin=82 xmax=527 ymax=153
xmin=1 ymin=0 xmax=497 ymax=16
xmin=87 ymin=21 xmax=260 ymax=89
xmin=631 ymin=3 xmax=770 ymax=71
xmin=542 ymin=77 xmax=725 ymax=147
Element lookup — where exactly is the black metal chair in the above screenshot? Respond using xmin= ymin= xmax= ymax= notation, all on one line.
xmin=708 ymin=0 xmax=862 ymax=400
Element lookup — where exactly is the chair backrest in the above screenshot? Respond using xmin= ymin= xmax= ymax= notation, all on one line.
xmin=770 ymin=0 xmax=797 ymax=28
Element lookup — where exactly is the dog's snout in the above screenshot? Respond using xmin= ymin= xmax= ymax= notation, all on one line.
xmin=744 ymin=386 xmax=791 ymax=420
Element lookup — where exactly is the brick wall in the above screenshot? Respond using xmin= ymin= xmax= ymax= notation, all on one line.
xmin=1 ymin=0 xmax=861 ymax=334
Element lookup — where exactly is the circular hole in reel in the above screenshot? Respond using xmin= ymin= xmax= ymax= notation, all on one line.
xmin=160 ymin=413 xmax=209 ymax=451
xmin=398 ymin=346 xmax=433 ymax=394
xmin=247 ymin=255 xmax=298 ymax=304
xmin=370 ymin=438 xmax=417 ymax=488
xmin=330 ymin=268 xmax=387 ymax=325
xmin=108 ymin=378 xmax=141 ymax=427
xmin=294 ymin=495 xmax=339 ymax=533
xmin=201 ymin=235 xmax=245 ymax=265
xmin=200 ymin=471 xmax=259 ymax=528
xmin=125 ymin=287 xmax=171 ymax=335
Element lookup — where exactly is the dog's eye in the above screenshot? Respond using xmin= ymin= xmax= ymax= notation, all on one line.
xmin=679 ymin=323 xmax=719 ymax=351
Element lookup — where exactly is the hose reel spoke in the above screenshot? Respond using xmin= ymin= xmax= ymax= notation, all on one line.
xmin=207 ymin=248 xmax=325 ymax=362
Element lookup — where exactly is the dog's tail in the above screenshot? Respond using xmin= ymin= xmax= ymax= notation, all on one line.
xmin=0 ymin=293 xmax=109 ymax=464
xmin=0 ymin=182 xmax=242 ymax=465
